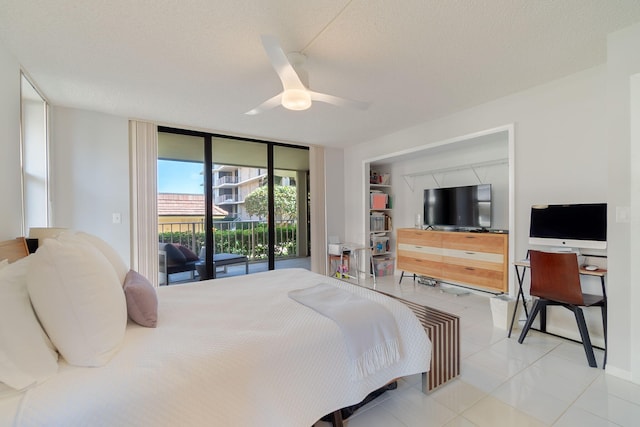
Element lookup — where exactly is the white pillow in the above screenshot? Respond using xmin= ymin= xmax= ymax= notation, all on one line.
xmin=27 ymin=235 xmax=127 ymax=367
xmin=0 ymin=259 xmax=8 ymax=270
xmin=0 ymin=257 xmax=58 ymax=390
xmin=58 ymin=231 xmax=128 ymax=285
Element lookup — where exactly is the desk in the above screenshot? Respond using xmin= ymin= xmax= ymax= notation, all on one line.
xmin=510 ymin=259 xmax=607 ymax=366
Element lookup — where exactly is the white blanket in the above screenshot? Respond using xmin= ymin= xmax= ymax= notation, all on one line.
xmin=7 ymin=268 xmax=431 ymax=427
xmin=289 ymin=283 xmax=400 ymax=379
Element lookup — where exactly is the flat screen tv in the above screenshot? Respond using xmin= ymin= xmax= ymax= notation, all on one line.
xmin=423 ymin=184 xmax=491 ymax=229
xmin=528 ymin=203 xmax=607 ymax=250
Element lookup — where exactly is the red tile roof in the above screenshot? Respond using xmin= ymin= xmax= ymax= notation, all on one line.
xmin=158 ymin=193 xmax=228 ymax=216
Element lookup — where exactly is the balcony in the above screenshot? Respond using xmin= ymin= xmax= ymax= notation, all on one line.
xmin=213 ymin=175 xmax=239 ymax=187
xmin=212 ymin=164 xmax=238 ymax=172
xmin=158 ymin=219 xmax=299 ymax=262
xmin=215 ymin=195 xmax=239 ymax=204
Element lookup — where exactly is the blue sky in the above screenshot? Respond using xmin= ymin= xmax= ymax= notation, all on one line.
xmin=157 ymin=160 xmax=203 ymax=194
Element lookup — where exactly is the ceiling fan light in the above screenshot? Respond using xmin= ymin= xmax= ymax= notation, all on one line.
xmin=281 ymin=89 xmax=311 ymax=111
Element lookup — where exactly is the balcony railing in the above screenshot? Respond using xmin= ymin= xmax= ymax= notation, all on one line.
xmin=158 ymin=219 xmax=298 ymax=260
xmin=214 ymin=176 xmax=239 ymax=186
xmin=215 ymin=195 xmax=238 ymax=204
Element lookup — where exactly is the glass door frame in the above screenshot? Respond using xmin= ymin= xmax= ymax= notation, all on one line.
xmin=158 ymin=126 xmax=309 ymax=279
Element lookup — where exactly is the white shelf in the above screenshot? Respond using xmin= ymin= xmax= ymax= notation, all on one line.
xmin=401 ymin=158 xmax=508 ymax=191
xmin=369 ymin=167 xmax=394 ymax=275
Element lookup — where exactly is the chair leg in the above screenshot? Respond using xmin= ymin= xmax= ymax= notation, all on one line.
xmin=572 ymin=306 xmax=597 ymax=368
xmin=539 ymin=300 xmax=547 ymax=332
xmin=329 ymin=409 xmax=343 ymax=427
xmin=518 ymin=299 xmax=542 ymax=344
xmin=601 ymin=303 xmax=607 ymax=368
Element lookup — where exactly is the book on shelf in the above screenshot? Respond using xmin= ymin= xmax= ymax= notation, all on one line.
xmin=370 ymin=212 xmax=391 ymax=232
xmin=370 ymin=192 xmax=388 ymax=209
xmin=370 ymin=171 xmax=390 ymax=185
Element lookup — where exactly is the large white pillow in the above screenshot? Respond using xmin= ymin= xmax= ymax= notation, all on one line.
xmin=0 ymin=257 xmax=58 ymax=390
xmin=27 ymin=235 xmax=127 ymax=367
xmin=58 ymin=231 xmax=129 ymax=285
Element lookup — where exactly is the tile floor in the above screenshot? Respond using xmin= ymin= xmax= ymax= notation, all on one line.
xmin=313 ymin=274 xmax=640 ymax=427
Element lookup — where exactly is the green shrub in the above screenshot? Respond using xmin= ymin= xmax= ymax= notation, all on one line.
xmin=158 ymin=222 xmax=297 ymax=260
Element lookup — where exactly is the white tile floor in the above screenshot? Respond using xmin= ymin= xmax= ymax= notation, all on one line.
xmin=313 ymin=274 xmax=640 ymax=427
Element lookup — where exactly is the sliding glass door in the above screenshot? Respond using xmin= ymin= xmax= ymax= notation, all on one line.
xmin=157 ymin=128 xmax=310 ymax=285
xmin=273 ymin=144 xmax=310 ymax=268
xmin=157 ymin=132 xmax=205 ymax=285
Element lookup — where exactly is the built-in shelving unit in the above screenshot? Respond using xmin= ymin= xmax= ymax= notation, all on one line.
xmin=369 ymin=169 xmax=394 ymax=277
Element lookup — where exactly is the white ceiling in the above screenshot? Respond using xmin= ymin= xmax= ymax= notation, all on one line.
xmin=2 ymin=0 xmax=640 ymax=148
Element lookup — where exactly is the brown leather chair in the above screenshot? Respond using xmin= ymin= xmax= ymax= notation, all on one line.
xmin=518 ymin=250 xmax=606 ymax=368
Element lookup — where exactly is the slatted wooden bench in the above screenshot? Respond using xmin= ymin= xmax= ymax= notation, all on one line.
xmin=380 ymin=292 xmax=460 ymax=392
xmin=323 ymin=291 xmax=461 ymax=427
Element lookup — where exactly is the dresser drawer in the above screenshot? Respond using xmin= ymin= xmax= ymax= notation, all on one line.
xmin=397 ymin=229 xmax=442 ymax=247
xmin=442 ymin=263 xmax=506 ymax=291
xmin=441 ymin=248 xmax=504 ymax=267
xmin=397 ymin=243 xmax=442 ymax=259
xmin=442 ymin=233 xmax=505 ymax=254
xmin=397 ymin=255 xmax=442 ymax=278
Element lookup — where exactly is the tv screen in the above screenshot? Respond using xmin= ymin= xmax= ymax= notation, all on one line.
xmin=529 ymin=203 xmax=607 ymax=250
xmin=423 ymin=184 xmax=492 ymax=229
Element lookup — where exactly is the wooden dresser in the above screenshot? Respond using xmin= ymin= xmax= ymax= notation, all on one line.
xmin=396 ymin=228 xmax=508 ymax=292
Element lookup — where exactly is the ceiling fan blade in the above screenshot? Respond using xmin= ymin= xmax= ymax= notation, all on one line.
xmin=260 ymin=35 xmax=306 ymax=91
xmin=308 ymin=91 xmax=370 ymax=110
xmin=244 ymin=93 xmax=283 ymax=115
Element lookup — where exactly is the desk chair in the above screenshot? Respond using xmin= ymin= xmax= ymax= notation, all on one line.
xmin=517 ymin=250 xmax=606 ymax=368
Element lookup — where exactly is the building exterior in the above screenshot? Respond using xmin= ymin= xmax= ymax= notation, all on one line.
xmin=212 ymin=164 xmax=267 ymax=220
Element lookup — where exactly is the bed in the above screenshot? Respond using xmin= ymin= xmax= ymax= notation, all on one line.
xmin=0 ymin=234 xmax=431 ymax=427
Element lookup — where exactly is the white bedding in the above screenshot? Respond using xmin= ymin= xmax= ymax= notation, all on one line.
xmin=8 ymin=268 xmax=431 ymax=427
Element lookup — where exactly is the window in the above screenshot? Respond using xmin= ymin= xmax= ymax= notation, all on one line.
xmin=20 ymin=73 xmax=49 ymax=234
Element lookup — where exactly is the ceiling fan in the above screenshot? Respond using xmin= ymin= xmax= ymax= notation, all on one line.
xmin=245 ymin=35 xmax=370 ymax=115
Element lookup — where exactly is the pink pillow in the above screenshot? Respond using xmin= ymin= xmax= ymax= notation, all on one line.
xmin=123 ymin=270 xmax=158 ymax=328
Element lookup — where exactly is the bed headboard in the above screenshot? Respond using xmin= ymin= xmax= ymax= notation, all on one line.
xmin=0 ymin=237 xmax=30 ymax=263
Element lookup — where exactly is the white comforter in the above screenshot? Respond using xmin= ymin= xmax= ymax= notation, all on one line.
xmin=9 ymin=268 xmax=431 ymax=427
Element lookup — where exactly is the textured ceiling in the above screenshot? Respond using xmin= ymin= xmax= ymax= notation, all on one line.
xmin=2 ymin=0 xmax=640 ymax=148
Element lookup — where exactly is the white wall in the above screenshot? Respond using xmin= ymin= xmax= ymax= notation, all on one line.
xmin=342 ymin=65 xmax=624 ymax=370
xmin=385 ymin=133 xmax=509 ymax=231
xmin=606 ymin=23 xmax=640 ymax=382
xmin=631 ymin=73 xmax=640 ymax=383
xmin=49 ymin=106 xmax=131 ymax=265
xmin=345 ymin=65 xmax=607 ymax=275
xmin=325 ymin=146 xmax=346 ymax=244
xmin=0 ymin=42 xmax=23 ymax=240
xmin=344 ymin=65 xmax=607 ymax=262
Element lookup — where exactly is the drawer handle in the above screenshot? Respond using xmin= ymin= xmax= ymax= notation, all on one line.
xmin=465 ymin=251 xmax=476 ymax=255
xmin=465 ymin=267 xmax=475 ymax=271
